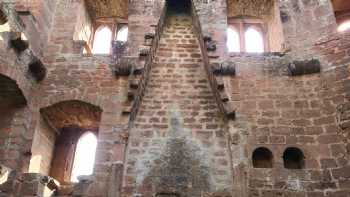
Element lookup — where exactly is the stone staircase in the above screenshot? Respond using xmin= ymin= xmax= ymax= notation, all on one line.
xmin=123 ymin=12 xmax=233 ymax=197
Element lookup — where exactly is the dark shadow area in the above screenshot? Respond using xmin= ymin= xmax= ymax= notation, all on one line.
xmin=252 ymin=147 xmax=273 ymax=168
xmin=283 ymin=147 xmax=305 ymax=169
xmin=167 ymin=0 xmax=192 ymax=14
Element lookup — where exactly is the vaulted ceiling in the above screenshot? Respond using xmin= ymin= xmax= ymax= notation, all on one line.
xmin=41 ymin=100 xmax=102 ymax=132
xmin=332 ymin=0 xmax=350 ymax=13
xmin=227 ymin=0 xmax=274 ymax=18
xmin=85 ymin=0 xmax=128 ymax=19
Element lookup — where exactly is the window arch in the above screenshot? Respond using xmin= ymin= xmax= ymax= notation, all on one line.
xmin=71 ymin=132 xmax=98 ymax=182
xmin=338 ymin=20 xmax=350 ymax=32
xmin=245 ymin=27 xmax=264 ymax=53
xmin=227 ymin=27 xmax=240 ymax=52
xmin=116 ymin=25 xmax=129 ymax=42
xmin=252 ymin=147 xmax=273 ymax=168
xmin=92 ymin=26 xmax=112 ymax=54
xmin=283 ymin=147 xmax=305 ymax=169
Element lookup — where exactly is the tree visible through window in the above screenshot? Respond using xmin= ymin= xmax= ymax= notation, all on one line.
xmin=71 ymin=132 xmax=98 ymax=182
xmin=92 ymin=26 xmax=112 ymax=54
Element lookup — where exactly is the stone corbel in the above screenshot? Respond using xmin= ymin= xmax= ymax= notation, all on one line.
xmin=203 ymin=35 xmax=216 ymax=52
xmin=287 ymin=59 xmax=321 ymax=76
xmin=212 ymin=61 xmax=236 ymax=75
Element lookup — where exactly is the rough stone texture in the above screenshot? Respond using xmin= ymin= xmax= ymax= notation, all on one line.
xmin=0 ymin=0 xmax=350 ymax=197
xmin=123 ymin=13 xmax=232 ymax=197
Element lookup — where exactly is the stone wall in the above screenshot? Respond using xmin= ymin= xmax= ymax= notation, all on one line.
xmin=224 ymin=54 xmax=350 ymax=196
xmin=0 ymin=0 xmax=350 ymax=197
xmin=123 ymin=13 xmax=232 ymax=197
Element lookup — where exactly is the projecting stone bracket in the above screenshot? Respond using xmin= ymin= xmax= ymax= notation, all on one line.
xmin=15 ymin=49 xmax=47 ymax=81
xmin=145 ymin=33 xmax=155 ymax=40
xmin=114 ymin=59 xmax=133 ymax=76
xmin=139 ymin=47 xmax=150 ymax=57
xmin=287 ymin=59 xmax=321 ymax=76
xmin=203 ymin=35 xmax=217 ymax=52
xmin=144 ymin=32 xmax=155 ymax=46
xmin=216 ymin=77 xmax=225 ymax=90
xmin=212 ymin=61 xmax=236 ymax=75
xmin=337 ymin=102 xmax=350 ymax=130
xmin=1 ymin=31 xmax=28 ymax=54
xmin=114 ymin=57 xmax=146 ymax=76
xmin=223 ymin=102 xmax=236 ymax=120
xmin=220 ymin=91 xmax=230 ymax=103
xmin=28 ymin=57 xmax=46 ymax=81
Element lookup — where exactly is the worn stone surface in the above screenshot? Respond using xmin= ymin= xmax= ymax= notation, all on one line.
xmin=0 ymin=0 xmax=350 ymax=197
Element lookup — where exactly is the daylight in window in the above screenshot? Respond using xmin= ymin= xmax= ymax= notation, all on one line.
xmin=71 ymin=132 xmax=98 ymax=182
xmin=245 ymin=28 xmax=264 ymax=53
xmin=116 ymin=26 xmax=129 ymax=42
xmin=92 ymin=26 xmax=112 ymax=54
xmin=338 ymin=20 xmax=350 ymax=32
xmin=227 ymin=27 xmax=240 ymax=52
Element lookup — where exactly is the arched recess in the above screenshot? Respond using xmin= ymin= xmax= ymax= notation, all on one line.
xmin=0 ymin=74 xmax=28 ymax=171
xmin=252 ymin=147 xmax=273 ymax=168
xmin=331 ymin=0 xmax=350 ymax=32
xmin=30 ymin=100 xmax=102 ymax=184
xmin=226 ymin=0 xmax=284 ymax=52
xmin=283 ymin=147 xmax=305 ymax=169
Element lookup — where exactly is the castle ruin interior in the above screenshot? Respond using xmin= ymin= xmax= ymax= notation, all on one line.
xmin=0 ymin=0 xmax=350 ymax=196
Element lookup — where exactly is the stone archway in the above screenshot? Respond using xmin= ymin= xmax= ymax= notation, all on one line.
xmin=0 ymin=74 xmax=28 ymax=171
xmin=31 ymin=100 xmax=102 ymax=185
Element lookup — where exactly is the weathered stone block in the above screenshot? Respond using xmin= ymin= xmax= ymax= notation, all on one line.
xmin=212 ymin=61 xmax=236 ymax=75
xmin=287 ymin=59 xmax=321 ymax=76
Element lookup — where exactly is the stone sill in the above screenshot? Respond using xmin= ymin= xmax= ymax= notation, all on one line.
xmin=228 ymin=52 xmax=286 ymax=58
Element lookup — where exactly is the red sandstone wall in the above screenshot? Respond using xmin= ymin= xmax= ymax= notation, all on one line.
xmin=0 ymin=0 xmax=350 ymax=196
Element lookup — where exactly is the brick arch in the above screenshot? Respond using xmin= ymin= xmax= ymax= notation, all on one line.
xmin=0 ymin=69 xmax=29 ymax=172
xmin=226 ymin=0 xmax=275 ymax=18
xmin=0 ymin=64 xmax=31 ymax=100
xmin=39 ymin=94 xmax=103 ymax=112
xmin=40 ymin=99 xmax=103 ymax=131
xmin=34 ymin=99 xmax=103 ymax=184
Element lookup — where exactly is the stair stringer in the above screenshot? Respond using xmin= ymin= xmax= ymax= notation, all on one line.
xmin=189 ymin=1 xmax=235 ymax=121
xmin=126 ymin=1 xmax=168 ymax=128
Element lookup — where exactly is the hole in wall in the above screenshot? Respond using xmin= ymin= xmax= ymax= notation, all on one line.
xmin=167 ymin=0 xmax=192 ymax=13
xmin=283 ymin=147 xmax=305 ymax=169
xmin=252 ymin=147 xmax=273 ymax=168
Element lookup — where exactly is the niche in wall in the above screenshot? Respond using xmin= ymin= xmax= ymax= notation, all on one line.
xmin=0 ymin=74 xmax=27 ymax=170
xmin=283 ymin=147 xmax=305 ymax=169
xmin=331 ymin=0 xmax=350 ymax=32
xmin=252 ymin=147 xmax=273 ymax=168
xmin=30 ymin=100 xmax=102 ymax=184
xmin=226 ymin=0 xmax=285 ymax=53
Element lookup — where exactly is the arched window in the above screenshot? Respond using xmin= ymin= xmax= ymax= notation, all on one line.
xmin=245 ymin=27 xmax=264 ymax=53
xmin=252 ymin=147 xmax=273 ymax=168
xmin=116 ymin=26 xmax=128 ymax=42
xmin=283 ymin=147 xmax=305 ymax=169
xmin=338 ymin=20 xmax=350 ymax=32
xmin=92 ymin=26 xmax=112 ymax=54
xmin=227 ymin=27 xmax=240 ymax=52
xmin=71 ymin=132 xmax=98 ymax=182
